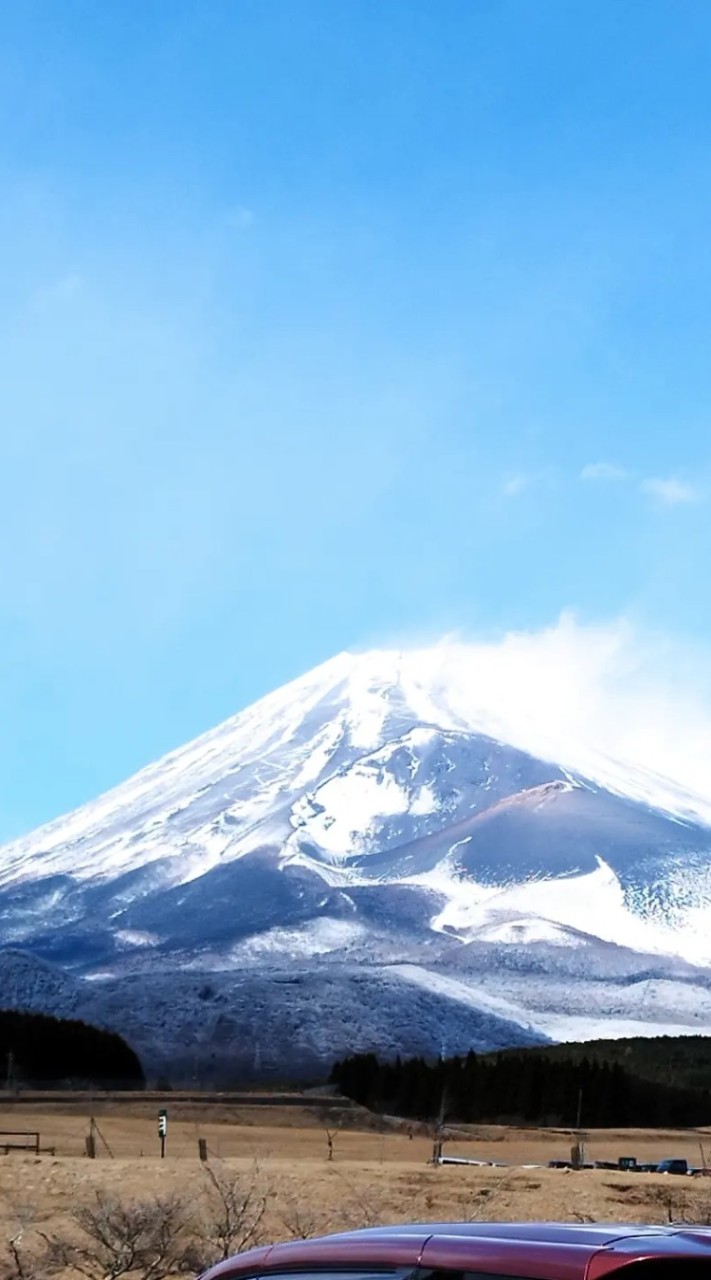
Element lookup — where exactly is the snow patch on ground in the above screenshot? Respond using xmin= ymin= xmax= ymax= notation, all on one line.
xmin=473 ymin=917 xmax=584 ymax=947
xmin=389 ymin=964 xmax=711 ymax=1045
xmin=289 ymin=727 xmax=453 ymax=861
xmin=114 ymin=930 xmax=159 ymax=948
xmin=390 ymin=964 xmax=539 ymax=1029
xmin=229 ymin=917 xmax=367 ymax=961
xmin=291 ymin=768 xmax=408 ymax=859
xmin=412 ymin=858 xmax=711 ymax=967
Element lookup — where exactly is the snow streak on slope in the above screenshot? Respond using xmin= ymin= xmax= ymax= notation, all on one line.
xmin=0 ymin=654 xmax=358 ymax=885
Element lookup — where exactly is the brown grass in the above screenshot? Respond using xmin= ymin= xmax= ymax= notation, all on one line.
xmin=1 ymin=1098 xmax=710 ymax=1255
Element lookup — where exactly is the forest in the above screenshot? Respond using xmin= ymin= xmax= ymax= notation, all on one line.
xmin=330 ymin=1039 xmax=711 ymax=1128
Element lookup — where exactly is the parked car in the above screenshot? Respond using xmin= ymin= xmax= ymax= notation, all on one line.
xmin=199 ymin=1220 xmax=711 ymax=1280
xmin=656 ymin=1158 xmax=690 ymax=1175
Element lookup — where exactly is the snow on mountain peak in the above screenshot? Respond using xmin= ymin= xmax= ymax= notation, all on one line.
xmin=342 ymin=642 xmax=711 ymax=825
xmin=2 ymin=640 xmax=711 ymax=888
xmin=2 ymin=637 xmax=711 ymax=1075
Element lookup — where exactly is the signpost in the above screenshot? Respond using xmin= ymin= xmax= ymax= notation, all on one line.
xmin=158 ymin=1109 xmax=167 ymax=1159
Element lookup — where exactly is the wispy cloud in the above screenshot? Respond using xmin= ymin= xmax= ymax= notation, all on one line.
xmin=31 ymin=272 xmax=85 ymax=313
xmin=501 ymin=473 xmax=529 ymax=497
xmin=641 ymin=476 xmax=699 ymax=506
xmin=224 ymin=205 xmax=254 ymax=229
xmin=580 ymin=462 xmax=702 ymax=508
xmin=580 ymin=462 xmax=628 ymax=482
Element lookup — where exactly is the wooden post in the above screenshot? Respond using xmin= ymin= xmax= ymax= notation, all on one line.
xmin=198 ymin=1138 xmax=208 ymax=1163
xmin=87 ymin=1116 xmax=97 ymax=1160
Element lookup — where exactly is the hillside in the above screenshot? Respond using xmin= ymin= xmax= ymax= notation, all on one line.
xmin=0 ymin=1008 xmax=144 ymax=1087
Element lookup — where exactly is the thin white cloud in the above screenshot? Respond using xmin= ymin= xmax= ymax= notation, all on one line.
xmin=641 ymin=476 xmax=700 ymax=507
xmin=501 ymin=473 xmax=529 ymax=497
xmin=580 ymin=462 xmax=628 ymax=482
xmin=580 ymin=464 xmax=703 ymax=507
xmin=31 ymin=272 xmax=85 ymax=312
xmin=224 ymin=205 xmax=254 ymax=229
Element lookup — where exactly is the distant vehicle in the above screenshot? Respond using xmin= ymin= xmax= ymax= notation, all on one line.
xmin=657 ymin=1157 xmax=690 ymax=1175
xmin=199 ymin=1220 xmax=711 ymax=1280
xmin=434 ymin=1156 xmax=492 ymax=1167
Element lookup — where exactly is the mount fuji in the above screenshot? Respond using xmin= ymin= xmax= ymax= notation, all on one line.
xmin=2 ymin=647 xmax=711 ymax=1081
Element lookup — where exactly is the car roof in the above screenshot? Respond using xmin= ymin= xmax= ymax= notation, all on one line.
xmin=202 ymin=1221 xmax=711 ymax=1280
xmin=322 ymin=1223 xmax=675 ymax=1245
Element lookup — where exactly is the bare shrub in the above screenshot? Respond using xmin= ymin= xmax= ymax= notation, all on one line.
xmin=2 ymin=1199 xmax=56 ymax=1280
xmin=466 ymin=1169 xmax=515 ymax=1221
xmin=275 ymin=1194 xmax=325 ymax=1241
xmin=193 ymin=1162 xmax=267 ymax=1266
xmin=275 ymin=1167 xmax=383 ymax=1240
xmin=330 ymin=1172 xmax=384 ymax=1229
xmin=603 ymin=1180 xmax=679 ymax=1223
xmin=671 ymin=1193 xmax=711 ymax=1227
xmin=2 ymin=1234 xmax=36 ymax=1280
xmin=40 ymin=1190 xmax=195 ymax=1280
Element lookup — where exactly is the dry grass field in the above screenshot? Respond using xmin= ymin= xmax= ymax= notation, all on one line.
xmin=1 ymin=1096 xmax=710 ymax=1275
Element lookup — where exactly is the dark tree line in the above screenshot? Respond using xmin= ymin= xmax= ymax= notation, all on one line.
xmin=330 ymin=1048 xmax=711 ymax=1128
xmin=0 ymin=1009 xmax=144 ymax=1087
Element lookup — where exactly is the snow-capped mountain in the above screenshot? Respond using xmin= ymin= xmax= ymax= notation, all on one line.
xmin=2 ymin=646 xmax=711 ymax=1079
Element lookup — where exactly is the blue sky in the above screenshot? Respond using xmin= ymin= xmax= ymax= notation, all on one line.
xmin=2 ymin=0 xmax=711 ymax=839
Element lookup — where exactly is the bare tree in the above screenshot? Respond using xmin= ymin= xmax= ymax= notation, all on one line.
xmin=41 ymin=1190 xmax=194 ymax=1280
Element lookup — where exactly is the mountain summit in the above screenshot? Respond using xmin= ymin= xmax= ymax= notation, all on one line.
xmin=2 ymin=647 xmax=711 ymax=1079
